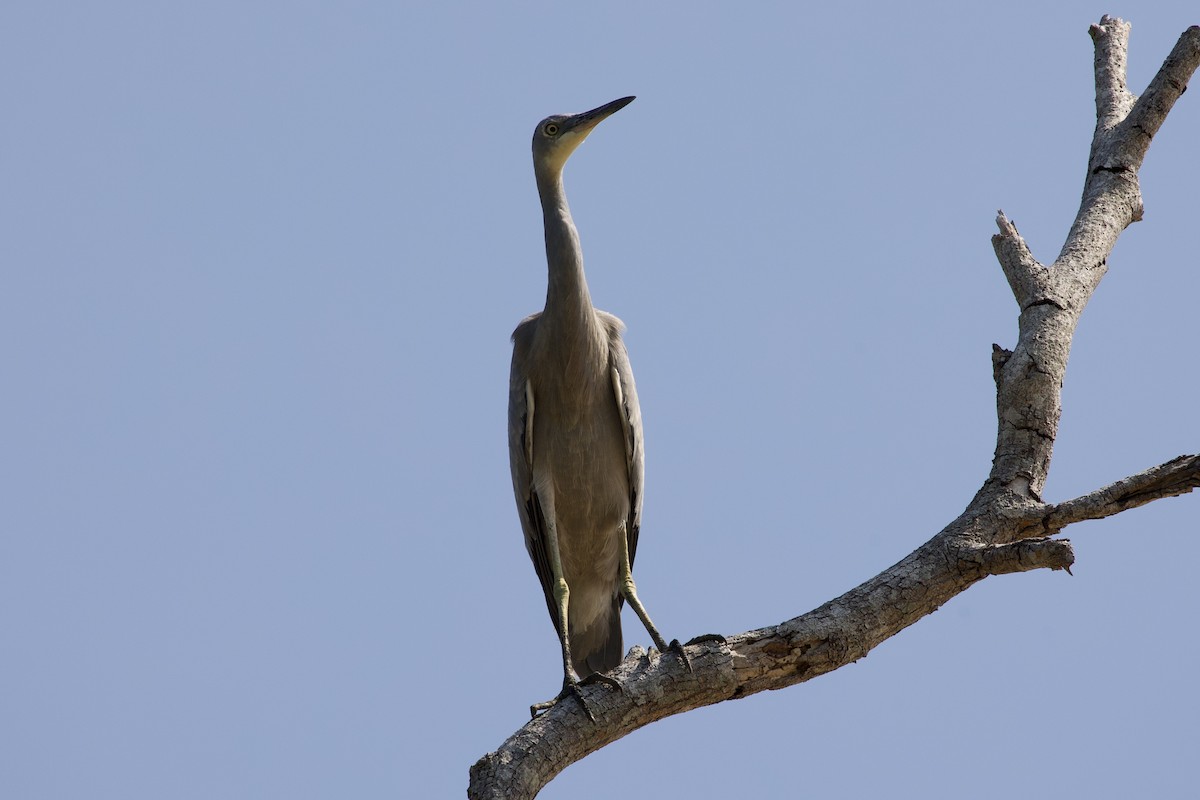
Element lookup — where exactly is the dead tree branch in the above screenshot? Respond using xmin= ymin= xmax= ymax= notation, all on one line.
xmin=468 ymin=18 xmax=1200 ymax=799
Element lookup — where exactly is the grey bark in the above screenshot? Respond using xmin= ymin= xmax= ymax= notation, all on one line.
xmin=468 ymin=17 xmax=1200 ymax=800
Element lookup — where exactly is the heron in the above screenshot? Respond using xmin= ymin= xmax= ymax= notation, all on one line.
xmin=508 ymin=96 xmax=675 ymax=716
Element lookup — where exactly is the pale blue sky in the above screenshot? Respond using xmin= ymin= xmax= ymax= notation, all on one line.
xmin=3 ymin=3 xmax=1197 ymax=798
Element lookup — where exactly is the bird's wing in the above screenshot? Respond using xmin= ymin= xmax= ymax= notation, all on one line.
xmin=508 ymin=314 xmax=561 ymax=634
xmin=602 ymin=312 xmax=645 ymax=568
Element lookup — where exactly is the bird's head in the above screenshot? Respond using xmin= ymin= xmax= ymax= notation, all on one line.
xmin=532 ymin=96 xmax=635 ymax=177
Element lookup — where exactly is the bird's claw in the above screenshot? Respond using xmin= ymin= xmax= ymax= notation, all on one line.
xmin=666 ymin=634 xmax=727 ymax=673
xmin=530 ymin=673 xmax=621 ymax=723
xmin=579 ymin=671 xmax=622 ymax=691
xmin=530 ymin=682 xmax=594 ymax=722
xmin=685 ymin=633 xmax=727 ymax=647
xmin=666 ymin=638 xmax=694 ymax=673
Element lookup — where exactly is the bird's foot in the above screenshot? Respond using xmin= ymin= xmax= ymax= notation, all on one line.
xmin=529 ymin=673 xmax=621 ymax=723
xmin=530 ymin=682 xmax=589 ymax=721
xmin=579 ymin=671 xmax=622 ymax=691
xmin=666 ymin=633 xmax=727 ymax=673
xmin=666 ymin=639 xmax=693 ymax=672
xmin=685 ymin=633 xmax=727 ymax=647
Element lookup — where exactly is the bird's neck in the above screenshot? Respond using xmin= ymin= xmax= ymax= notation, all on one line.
xmin=537 ymin=172 xmax=597 ymax=333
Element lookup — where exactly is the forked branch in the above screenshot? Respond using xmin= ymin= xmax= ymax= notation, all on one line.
xmin=468 ymin=18 xmax=1200 ymax=799
xmin=1045 ymin=456 xmax=1200 ymax=531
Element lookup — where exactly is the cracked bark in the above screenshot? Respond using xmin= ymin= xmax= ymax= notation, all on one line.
xmin=468 ymin=17 xmax=1200 ymax=799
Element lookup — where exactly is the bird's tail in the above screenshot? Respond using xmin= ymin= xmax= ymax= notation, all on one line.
xmin=571 ymin=596 xmax=623 ymax=677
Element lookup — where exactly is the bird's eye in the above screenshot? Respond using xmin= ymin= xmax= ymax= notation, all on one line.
xmin=543 ymin=123 xmax=560 ymax=136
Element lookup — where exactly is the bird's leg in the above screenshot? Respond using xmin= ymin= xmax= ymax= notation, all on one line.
xmin=548 ymin=528 xmax=580 ymax=686
xmin=617 ymin=521 xmax=673 ymax=652
xmin=614 ymin=524 xmax=726 ymax=674
xmin=616 ymin=523 xmax=714 ymax=672
xmin=529 ymin=508 xmax=602 ymax=721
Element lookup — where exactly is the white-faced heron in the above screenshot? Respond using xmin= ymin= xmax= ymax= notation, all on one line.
xmin=508 ymin=96 xmax=676 ymax=716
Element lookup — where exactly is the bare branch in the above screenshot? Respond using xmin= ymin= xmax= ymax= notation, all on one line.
xmin=469 ymin=528 xmax=1006 ymax=800
xmin=1045 ymin=455 xmax=1200 ymax=531
xmin=1089 ymin=16 xmax=1134 ymax=131
xmin=1062 ymin=22 xmax=1200 ymax=269
xmin=990 ymin=18 xmax=1200 ymax=498
xmin=971 ymin=538 xmax=1075 ymax=576
xmin=991 ymin=211 xmax=1049 ymax=309
xmin=1122 ymin=25 xmax=1200 ymax=167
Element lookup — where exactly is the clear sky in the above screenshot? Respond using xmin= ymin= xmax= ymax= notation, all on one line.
xmin=3 ymin=2 xmax=1197 ymax=798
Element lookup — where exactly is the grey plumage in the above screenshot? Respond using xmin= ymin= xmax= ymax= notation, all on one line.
xmin=508 ymin=97 xmax=669 ymax=704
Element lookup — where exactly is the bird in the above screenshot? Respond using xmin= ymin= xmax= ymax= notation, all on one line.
xmin=508 ymin=96 xmax=673 ymax=716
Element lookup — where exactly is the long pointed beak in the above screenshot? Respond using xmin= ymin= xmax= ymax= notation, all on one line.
xmin=563 ymin=96 xmax=636 ymax=136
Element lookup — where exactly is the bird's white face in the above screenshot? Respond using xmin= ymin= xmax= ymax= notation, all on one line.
xmin=531 ymin=115 xmax=596 ymax=175
xmin=530 ymin=97 xmax=635 ymax=177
